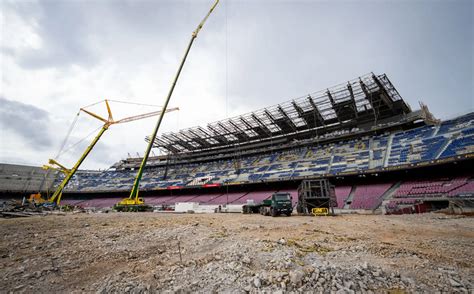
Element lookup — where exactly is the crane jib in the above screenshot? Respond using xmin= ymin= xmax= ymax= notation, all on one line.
xmin=124 ymin=0 xmax=220 ymax=207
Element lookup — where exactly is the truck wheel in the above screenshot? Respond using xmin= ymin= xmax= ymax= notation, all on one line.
xmin=296 ymin=205 xmax=303 ymax=214
xmin=271 ymin=208 xmax=277 ymax=217
xmin=286 ymin=212 xmax=292 ymax=216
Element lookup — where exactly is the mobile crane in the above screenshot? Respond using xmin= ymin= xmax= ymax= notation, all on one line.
xmin=115 ymin=0 xmax=220 ymax=211
xmin=39 ymin=100 xmax=178 ymax=206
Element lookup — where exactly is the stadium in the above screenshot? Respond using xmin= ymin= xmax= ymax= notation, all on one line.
xmin=1 ymin=0 xmax=473 ymax=293
xmin=2 ymin=73 xmax=473 ymax=214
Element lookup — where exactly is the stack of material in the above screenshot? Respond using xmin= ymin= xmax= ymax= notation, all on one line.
xmin=0 ymin=199 xmax=49 ymax=218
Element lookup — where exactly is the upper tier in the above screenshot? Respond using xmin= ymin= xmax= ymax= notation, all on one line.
xmin=64 ymin=112 xmax=473 ymax=193
xmin=151 ymin=73 xmax=412 ymax=154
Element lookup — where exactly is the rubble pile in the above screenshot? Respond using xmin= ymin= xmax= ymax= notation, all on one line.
xmin=0 ymin=199 xmax=48 ymax=218
xmin=0 ymin=199 xmax=85 ymax=218
xmin=0 ymin=213 xmax=472 ymax=292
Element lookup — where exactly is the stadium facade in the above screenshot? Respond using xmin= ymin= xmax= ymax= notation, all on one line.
xmin=1 ymin=73 xmax=473 ymax=214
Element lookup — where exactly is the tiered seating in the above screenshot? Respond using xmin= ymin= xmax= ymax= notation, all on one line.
xmin=170 ymin=195 xmax=199 ymax=203
xmin=330 ymin=139 xmax=370 ymax=174
xmin=236 ymin=191 xmax=272 ymax=204
xmin=334 ymin=186 xmax=352 ymax=208
xmin=304 ymin=146 xmax=333 ymax=160
xmin=394 ymin=177 xmax=470 ymax=198
xmin=388 ymin=126 xmax=437 ymax=165
xmin=190 ymin=194 xmax=222 ymax=204
xmin=277 ymin=151 xmax=300 ymax=162
xmin=61 ymin=199 xmax=86 ymax=206
xmin=370 ymin=134 xmax=389 ymax=168
xmin=206 ymin=192 xmax=247 ymax=204
xmin=59 ymin=177 xmax=474 ymax=210
xmin=294 ymin=158 xmax=330 ymax=177
xmin=437 ymin=112 xmax=474 ymax=135
xmin=145 ymin=196 xmax=177 ymax=205
xmin=350 ymin=183 xmax=392 ymax=210
xmin=261 ymin=162 xmax=297 ymax=180
xmin=254 ymin=153 xmax=279 ymax=165
xmin=440 ymin=135 xmax=474 ymax=158
xmin=60 ymin=113 xmax=473 ymax=193
xmin=449 ymin=181 xmax=474 ymax=197
xmin=187 ymin=176 xmax=213 ymax=186
xmin=65 ymin=198 xmax=119 ymax=208
xmin=154 ymin=196 xmax=180 ymax=205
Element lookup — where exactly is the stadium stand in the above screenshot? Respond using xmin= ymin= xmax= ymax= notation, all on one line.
xmin=0 ymin=164 xmax=57 ymax=193
xmin=350 ymin=183 xmax=392 ymax=210
xmin=394 ymin=176 xmax=472 ymax=198
xmin=2 ymin=74 xmax=473 ymax=213
xmin=57 ymin=111 xmax=473 ymax=195
xmin=334 ymin=186 xmax=352 ymax=208
xmin=39 ymin=106 xmax=472 ymax=213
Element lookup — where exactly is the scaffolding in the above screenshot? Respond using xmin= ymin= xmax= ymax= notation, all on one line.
xmin=296 ymin=179 xmax=337 ymax=215
xmin=151 ymin=73 xmax=411 ymax=154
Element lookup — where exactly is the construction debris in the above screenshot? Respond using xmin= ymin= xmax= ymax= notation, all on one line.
xmin=0 ymin=199 xmax=79 ymax=218
xmin=0 ymin=213 xmax=472 ymax=292
xmin=0 ymin=199 xmax=47 ymax=218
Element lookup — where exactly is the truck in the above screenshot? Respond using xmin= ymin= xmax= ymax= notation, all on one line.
xmin=242 ymin=192 xmax=293 ymax=217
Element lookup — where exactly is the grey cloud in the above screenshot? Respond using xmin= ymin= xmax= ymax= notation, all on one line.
xmin=63 ymin=139 xmax=116 ymax=169
xmin=5 ymin=1 xmax=97 ymax=69
xmin=222 ymin=0 xmax=473 ymax=119
xmin=88 ymin=142 xmax=116 ymax=167
xmin=4 ymin=1 xmax=218 ymax=70
xmin=1 ymin=0 xmax=472 ymax=170
xmin=0 ymin=97 xmax=53 ymax=148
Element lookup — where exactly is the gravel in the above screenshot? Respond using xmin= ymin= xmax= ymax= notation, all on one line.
xmin=0 ymin=212 xmax=472 ymax=293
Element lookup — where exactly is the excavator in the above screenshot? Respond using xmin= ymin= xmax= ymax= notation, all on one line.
xmin=115 ymin=0 xmax=220 ymax=211
xmin=31 ymin=100 xmax=178 ymax=207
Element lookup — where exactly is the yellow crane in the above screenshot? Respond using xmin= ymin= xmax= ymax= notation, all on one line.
xmin=116 ymin=0 xmax=220 ymax=211
xmin=40 ymin=100 xmax=179 ymax=206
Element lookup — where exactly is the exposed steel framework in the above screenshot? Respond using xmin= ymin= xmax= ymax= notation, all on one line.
xmin=151 ymin=73 xmax=411 ymax=154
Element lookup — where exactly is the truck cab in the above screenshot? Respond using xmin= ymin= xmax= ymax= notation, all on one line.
xmin=258 ymin=192 xmax=293 ymax=217
xmin=271 ymin=192 xmax=293 ymax=216
xmin=242 ymin=192 xmax=294 ymax=216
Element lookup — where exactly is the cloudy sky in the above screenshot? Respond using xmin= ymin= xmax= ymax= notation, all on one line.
xmin=1 ymin=0 xmax=472 ymax=170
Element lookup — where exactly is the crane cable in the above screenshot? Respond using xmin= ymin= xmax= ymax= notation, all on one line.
xmin=56 ymin=125 xmax=103 ymax=159
xmin=82 ymin=99 xmax=162 ymax=110
xmin=81 ymin=100 xmax=105 ymax=109
xmin=54 ymin=111 xmax=80 ymax=160
xmin=55 ymin=99 xmax=162 ymax=159
xmin=107 ymin=99 xmax=161 ymax=108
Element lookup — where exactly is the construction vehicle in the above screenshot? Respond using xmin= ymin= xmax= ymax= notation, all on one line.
xmin=117 ymin=0 xmax=220 ymax=211
xmin=28 ymin=193 xmax=47 ymax=205
xmin=113 ymin=197 xmax=150 ymax=212
xmin=242 ymin=192 xmax=293 ymax=217
xmin=36 ymin=100 xmax=178 ymax=207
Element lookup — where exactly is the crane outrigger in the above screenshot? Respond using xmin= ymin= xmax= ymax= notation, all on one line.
xmin=115 ymin=0 xmax=220 ymax=211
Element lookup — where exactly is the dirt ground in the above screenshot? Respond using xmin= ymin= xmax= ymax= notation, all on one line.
xmin=0 ymin=212 xmax=473 ymax=293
